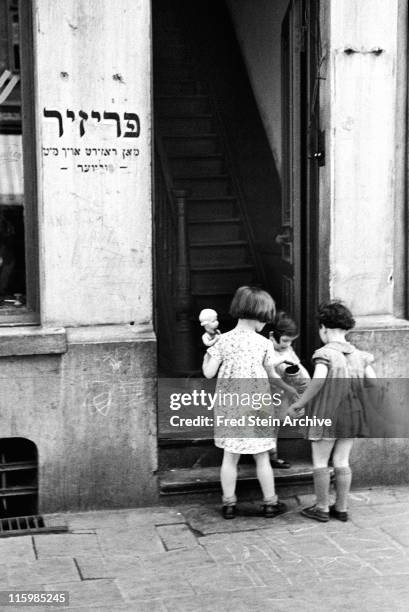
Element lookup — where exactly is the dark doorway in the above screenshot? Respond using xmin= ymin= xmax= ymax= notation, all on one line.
xmin=153 ymin=0 xmax=321 ymax=488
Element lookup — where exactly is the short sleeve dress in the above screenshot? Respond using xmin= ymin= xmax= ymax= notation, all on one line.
xmin=305 ymin=341 xmax=374 ymax=440
xmin=207 ymin=328 xmax=278 ymax=454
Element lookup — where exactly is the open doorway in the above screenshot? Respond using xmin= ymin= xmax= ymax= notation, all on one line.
xmin=153 ymin=0 xmax=320 ymax=487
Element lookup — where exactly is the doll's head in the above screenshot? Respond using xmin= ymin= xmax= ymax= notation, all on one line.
xmin=270 ymin=311 xmax=298 ymax=351
xmin=199 ymin=308 xmax=219 ymax=334
xmin=317 ymin=300 xmax=355 ymax=343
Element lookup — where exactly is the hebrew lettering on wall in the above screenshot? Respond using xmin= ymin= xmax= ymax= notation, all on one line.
xmin=42 ymin=108 xmax=141 ymax=174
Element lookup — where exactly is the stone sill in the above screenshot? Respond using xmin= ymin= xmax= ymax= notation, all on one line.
xmin=0 ymin=326 xmax=67 ymax=357
xmin=66 ymin=323 xmax=156 ymax=345
xmin=353 ymin=315 xmax=409 ymax=331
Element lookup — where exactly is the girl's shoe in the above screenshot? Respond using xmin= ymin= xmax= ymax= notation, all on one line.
xmin=271 ymin=457 xmax=291 ymax=469
xmin=263 ymin=500 xmax=287 ymax=518
xmin=301 ymin=505 xmax=329 ymax=522
xmin=329 ymin=505 xmax=348 ymax=522
xmin=222 ymin=505 xmax=236 ymax=520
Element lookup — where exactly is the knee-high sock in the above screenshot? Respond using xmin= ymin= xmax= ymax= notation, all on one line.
xmin=334 ymin=466 xmax=352 ymax=512
xmin=313 ymin=467 xmax=331 ymax=511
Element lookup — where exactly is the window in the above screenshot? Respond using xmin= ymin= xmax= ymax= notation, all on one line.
xmin=0 ymin=0 xmax=38 ymax=324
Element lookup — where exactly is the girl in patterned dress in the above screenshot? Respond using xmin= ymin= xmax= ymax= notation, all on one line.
xmin=202 ymin=286 xmax=299 ymax=519
xmin=289 ymin=301 xmax=377 ymax=523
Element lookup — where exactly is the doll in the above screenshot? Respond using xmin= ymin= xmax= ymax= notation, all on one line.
xmin=199 ymin=308 xmax=221 ymax=347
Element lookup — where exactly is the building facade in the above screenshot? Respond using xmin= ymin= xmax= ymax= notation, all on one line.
xmin=0 ymin=0 xmax=408 ymax=513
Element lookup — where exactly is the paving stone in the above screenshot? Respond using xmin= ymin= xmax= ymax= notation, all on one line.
xmin=348 ymin=488 xmax=402 ymax=506
xmin=265 ymin=532 xmax=345 ymax=559
xmin=356 ymin=549 xmax=409 ymax=575
xmin=379 ymin=523 xmax=409 ymax=547
xmin=184 ymin=564 xmax=255 ymax=593
xmin=179 ymin=503 xmax=291 ymax=535
xmin=97 ymin=528 xmax=164 ymax=556
xmin=127 ymin=508 xmax=187 ymax=526
xmin=202 ymin=537 xmax=279 ymax=564
xmin=0 ymin=563 xmax=8 ymax=584
xmin=116 ymin=575 xmax=195 ymax=601
xmin=308 ymin=553 xmax=378 ymax=580
xmin=155 ymin=523 xmax=198 ymax=550
xmin=0 ymin=536 xmax=36 ymax=562
xmin=8 ymin=558 xmax=80 ymax=586
xmin=327 ymin=528 xmax=397 ymax=553
xmin=66 ymin=606 xmax=164 ymax=612
xmin=42 ymin=579 xmax=123 ymax=609
xmin=34 ymin=533 xmax=100 ymax=558
xmin=141 ymin=547 xmax=215 ymax=572
xmin=74 ymin=556 xmax=114 ymax=579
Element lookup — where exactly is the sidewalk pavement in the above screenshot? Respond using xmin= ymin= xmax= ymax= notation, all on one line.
xmin=1 ymin=486 xmax=409 ymax=611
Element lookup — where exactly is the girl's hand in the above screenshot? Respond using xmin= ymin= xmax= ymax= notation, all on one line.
xmin=285 ymin=387 xmax=299 ymax=404
xmin=287 ymin=402 xmax=305 ymax=418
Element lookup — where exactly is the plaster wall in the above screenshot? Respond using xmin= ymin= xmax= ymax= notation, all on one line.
xmin=0 ymin=326 xmax=158 ymax=512
xmin=34 ymin=0 xmax=152 ymax=327
xmin=328 ymin=0 xmax=400 ymax=316
xmin=225 ymin=0 xmax=289 ymax=173
xmin=324 ymin=0 xmax=409 ymax=485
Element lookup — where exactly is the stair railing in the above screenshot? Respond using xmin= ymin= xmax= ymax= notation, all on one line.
xmin=154 ymin=134 xmax=194 ymax=374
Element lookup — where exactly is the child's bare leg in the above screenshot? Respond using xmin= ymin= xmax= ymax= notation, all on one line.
xmin=332 ymin=438 xmax=354 ymax=511
xmin=220 ymin=450 xmax=240 ymax=504
xmin=311 ymin=439 xmax=336 ymax=512
xmin=253 ymin=451 xmax=277 ymax=503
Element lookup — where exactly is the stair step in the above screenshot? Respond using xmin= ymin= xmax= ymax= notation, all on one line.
xmin=158 ymin=114 xmax=214 ymax=135
xmin=158 ymin=437 xmax=311 ymax=470
xmin=188 ymin=219 xmax=241 ymax=242
xmin=189 ymin=216 xmax=240 ymax=224
xmin=191 ymin=267 xmax=256 ymax=294
xmin=175 ymin=176 xmax=231 ymax=197
xmin=190 ymin=240 xmax=247 ymax=247
xmin=190 ymin=242 xmax=249 ymax=266
xmin=188 ymin=197 xmax=237 ymax=221
xmin=191 ymin=263 xmax=254 ymax=272
xmin=170 ymin=155 xmax=225 ymax=177
xmin=156 ymin=95 xmax=210 ymax=115
xmin=163 ymin=135 xmax=219 ymax=156
xmin=159 ymin=463 xmax=316 ymax=495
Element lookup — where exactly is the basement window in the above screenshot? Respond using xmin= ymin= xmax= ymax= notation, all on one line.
xmin=0 ymin=0 xmax=38 ymax=324
xmin=0 ymin=437 xmax=38 ymax=518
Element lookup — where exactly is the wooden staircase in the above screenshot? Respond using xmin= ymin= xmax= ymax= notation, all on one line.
xmin=154 ymin=5 xmax=262 ymax=373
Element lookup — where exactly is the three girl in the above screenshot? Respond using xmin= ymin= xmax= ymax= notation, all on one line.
xmin=202 ymin=288 xmax=376 ymax=523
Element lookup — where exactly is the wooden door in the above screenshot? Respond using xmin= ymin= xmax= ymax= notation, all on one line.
xmin=280 ymin=0 xmax=303 ymax=330
xmin=280 ymin=0 xmax=320 ymax=361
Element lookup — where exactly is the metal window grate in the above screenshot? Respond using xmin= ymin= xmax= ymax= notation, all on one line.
xmin=0 ymin=514 xmax=68 ymax=538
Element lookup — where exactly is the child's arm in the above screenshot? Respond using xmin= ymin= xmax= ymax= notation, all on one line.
xmin=264 ymin=363 xmax=299 ymax=403
xmin=364 ymin=364 xmax=377 ymax=379
xmin=288 ymin=363 xmax=329 ymax=416
xmin=202 ymin=352 xmax=221 ymax=379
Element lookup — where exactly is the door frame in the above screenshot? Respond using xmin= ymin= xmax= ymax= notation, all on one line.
xmin=281 ymin=0 xmax=324 ymax=364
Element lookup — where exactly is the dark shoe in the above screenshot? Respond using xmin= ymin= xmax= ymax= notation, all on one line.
xmin=222 ymin=505 xmax=236 ymax=520
xmin=301 ymin=505 xmax=329 ymax=522
xmin=271 ymin=457 xmax=291 ymax=469
xmin=329 ymin=505 xmax=348 ymax=522
xmin=263 ymin=500 xmax=287 ymax=518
